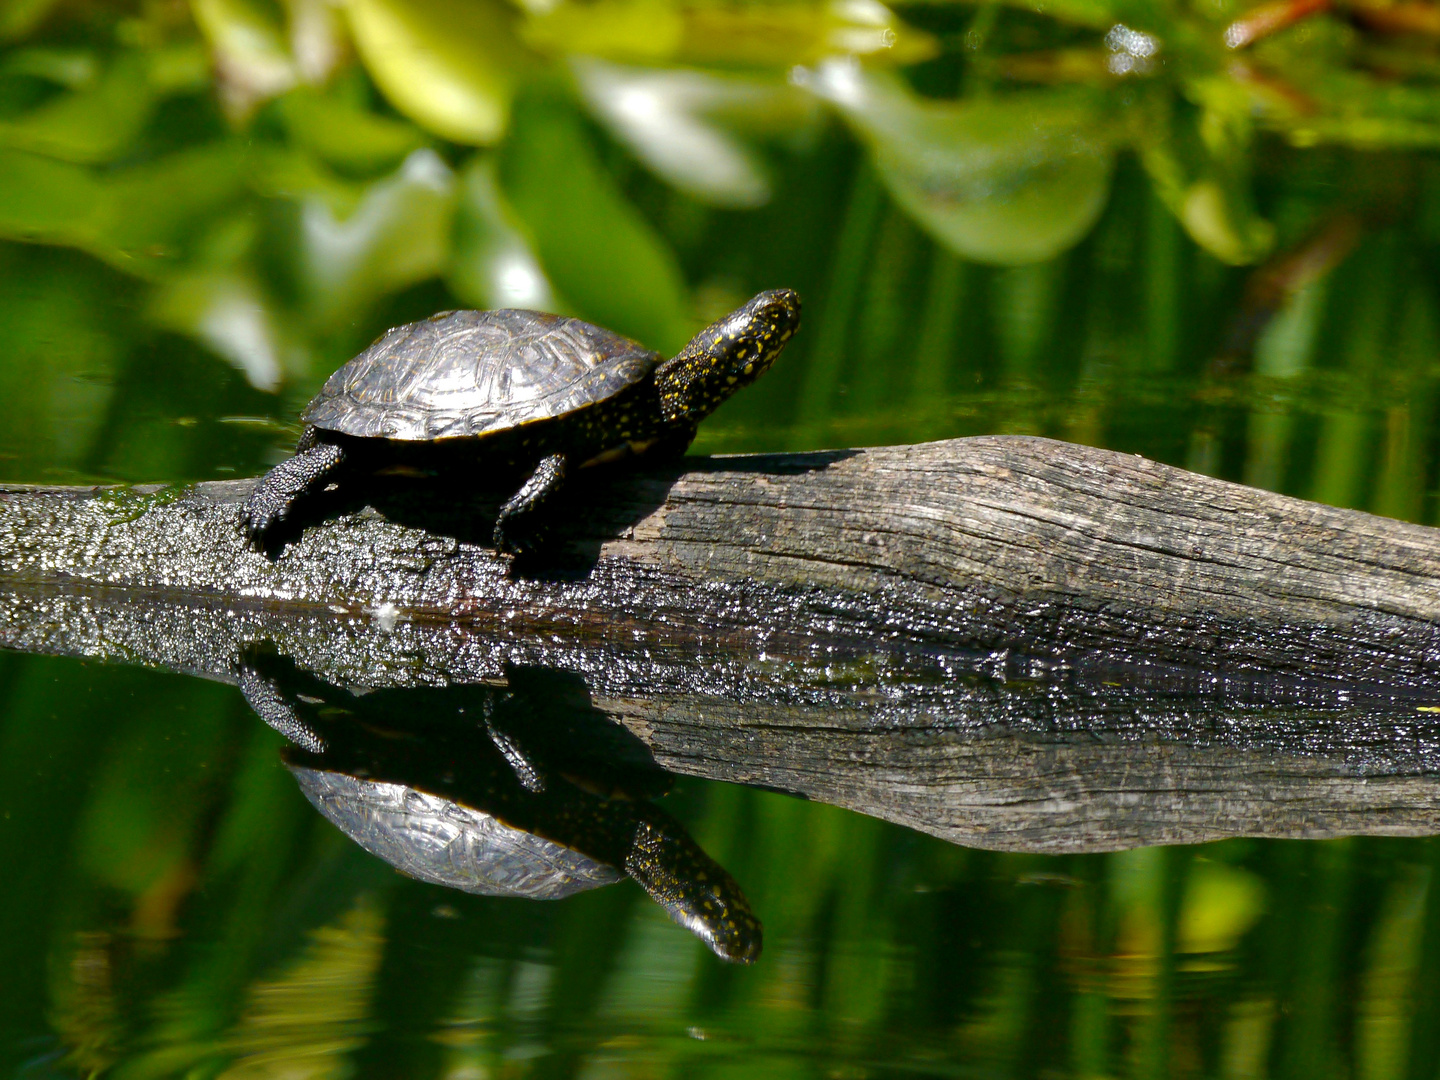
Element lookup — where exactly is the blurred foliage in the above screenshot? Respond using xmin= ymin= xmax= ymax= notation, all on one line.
xmin=7 ymin=0 xmax=1440 ymax=1074
xmin=0 ymin=0 xmax=1437 ymax=503
xmin=1 ymin=0 xmax=1439 ymax=447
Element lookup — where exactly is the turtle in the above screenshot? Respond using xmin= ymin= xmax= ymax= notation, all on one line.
xmin=241 ymin=289 xmax=801 ymax=553
xmin=238 ymin=651 xmax=763 ymax=962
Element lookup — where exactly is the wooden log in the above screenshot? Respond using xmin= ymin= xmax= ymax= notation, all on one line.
xmin=2 ymin=434 xmax=1440 ymax=852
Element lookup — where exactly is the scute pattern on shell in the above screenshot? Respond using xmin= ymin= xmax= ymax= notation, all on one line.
xmin=303 ymin=309 xmax=663 ymax=441
xmin=291 ymin=766 xmax=625 ymax=899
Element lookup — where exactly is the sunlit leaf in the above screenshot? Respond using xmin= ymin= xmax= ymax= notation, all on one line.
xmin=499 ymin=95 xmax=693 ymax=353
xmin=448 ymin=155 xmax=557 ymax=311
xmin=144 ymin=41 xmax=214 ymax=96
xmin=220 ymin=898 xmax=385 ymax=1067
xmin=803 ymin=60 xmax=1116 ymax=265
xmin=522 ymin=0 xmax=681 ymax=62
xmin=345 ymin=0 xmax=522 ymax=145
xmin=1179 ymin=860 xmax=1266 ymax=953
xmin=574 ymin=59 xmax=777 ymax=208
xmin=300 ymin=147 xmax=457 ymax=324
xmin=190 ymin=0 xmax=298 ymax=113
xmin=522 ymin=0 xmax=937 ymax=67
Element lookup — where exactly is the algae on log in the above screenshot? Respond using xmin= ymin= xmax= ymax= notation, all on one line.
xmin=2 ymin=434 xmax=1440 ymax=853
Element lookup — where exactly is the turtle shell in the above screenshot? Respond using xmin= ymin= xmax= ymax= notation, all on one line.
xmin=290 ymin=765 xmax=625 ymax=899
xmin=303 ymin=309 xmax=663 ymax=441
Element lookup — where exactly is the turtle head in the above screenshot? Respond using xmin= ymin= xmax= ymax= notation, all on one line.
xmin=657 ymin=289 xmax=801 ymax=424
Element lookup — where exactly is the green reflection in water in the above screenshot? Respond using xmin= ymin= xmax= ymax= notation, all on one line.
xmin=9 ymin=672 xmax=1440 ymax=1079
xmin=4 ymin=0 xmax=1440 ymax=1074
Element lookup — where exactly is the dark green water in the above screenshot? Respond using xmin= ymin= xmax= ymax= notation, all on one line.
xmin=6 ymin=0 xmax=1440 ymax=1075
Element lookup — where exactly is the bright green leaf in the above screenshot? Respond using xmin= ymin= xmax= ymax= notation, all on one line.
xmin=345 ymin=0 xmax=522 ymax=145
xmin=275 ymin=84 xmax=425 ymax=173
xmin=1179 ymin=860 xmax=1266 ymax=954
xmin=522 ymin=0 xmax=937 ymax=68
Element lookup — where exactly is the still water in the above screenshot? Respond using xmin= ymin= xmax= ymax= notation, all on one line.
xmin=6 ymin=0 xmax=1440 ymax=1075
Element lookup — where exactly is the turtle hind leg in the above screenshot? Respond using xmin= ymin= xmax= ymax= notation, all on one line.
xmin=493 ymin=451 xmax=567 ymax=555
xmin=242 ymin=431 xmax=347 ymax=549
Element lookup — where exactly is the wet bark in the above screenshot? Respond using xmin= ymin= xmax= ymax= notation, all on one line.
xmin=2 ymin=434 xmax=1440 ymax=852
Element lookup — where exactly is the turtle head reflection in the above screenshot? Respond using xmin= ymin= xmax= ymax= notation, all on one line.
xmin=238 ymin=651 xmax=762 ymax=963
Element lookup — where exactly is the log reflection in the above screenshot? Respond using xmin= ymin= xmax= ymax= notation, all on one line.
xmin=0 ymin=570 xmax=1438 ymax=855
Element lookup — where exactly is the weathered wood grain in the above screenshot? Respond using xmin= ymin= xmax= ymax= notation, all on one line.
xmin=2 ymin=434 xmax=1439 ymax=852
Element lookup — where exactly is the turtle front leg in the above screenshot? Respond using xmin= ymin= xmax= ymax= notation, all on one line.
xmin=242 ymin=429 xmax=348 ymax=548
xmin=493 ymin=451 xmax=566 ymax=554
xmin=237 ymin=661 xmax=327 ymax=754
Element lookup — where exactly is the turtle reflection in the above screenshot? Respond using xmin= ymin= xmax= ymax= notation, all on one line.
xmin=238 ymin=654 xmax=761 ymax=963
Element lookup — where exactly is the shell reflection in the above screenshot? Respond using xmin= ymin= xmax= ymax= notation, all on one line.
xmin=239 ymin=652 xmax=762 ymax=963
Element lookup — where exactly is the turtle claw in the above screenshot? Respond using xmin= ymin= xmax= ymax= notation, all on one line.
xmin=492 ymin=520 xmax=546 ymax=557
xmin=236 ymin=658 xmax=328 ymax=753
xmin=239 ymin=491 xmax=291 ymax=553
xmin=239 ymin=505 xmax=277 ymax=548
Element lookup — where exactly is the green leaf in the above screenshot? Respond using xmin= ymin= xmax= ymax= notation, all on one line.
xmin=0 ymin=50 xmax=155 ymax=163
xmin=804 ymin=62 xmax=1116 ymax=265
xmin=499 ymin=94 xmax=692 ymax=353
xmin=0 ymin=143 xmax=251 ymax=277
xmin=1136 ymin=89 xmax=1274 ymax=264
xmin=0 ymin=147 xmax=104 ymax=248
xmin=521 ymin=0 xmax=937 ymax=68
xmin=345 ymin=0 xmax=523 ymax=145
xmin=273 ymin=84 xmax=425 ymax=174
xmin=100 ymin=143 xmax=255 ymax=270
